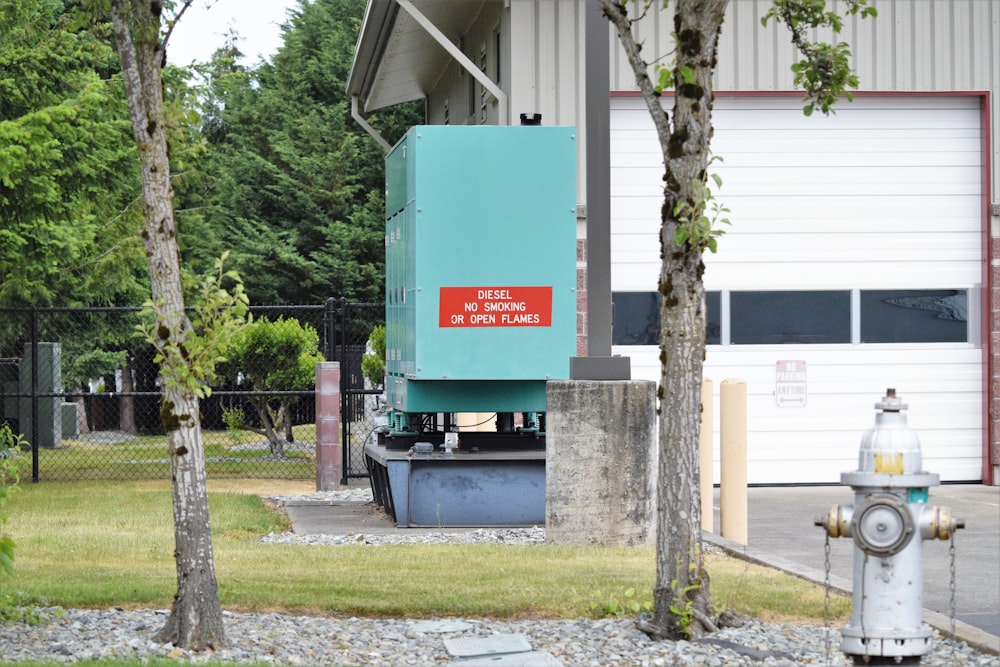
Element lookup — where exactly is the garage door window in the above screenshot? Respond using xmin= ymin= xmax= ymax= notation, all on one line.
xmin=861 ymin=290 xmax=968 ymax=343
xmin=612 ymin=291 xmax=721 ymax=345
xmin=614 ymin=289 xmax=971 ymax=345
xmin=730 ymin=291 xmax=851 ymax=344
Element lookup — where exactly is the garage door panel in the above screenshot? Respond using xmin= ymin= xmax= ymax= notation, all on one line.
xmin=703 ymin=263 xmax=980 ymax=290
xmin=609 ymin=139 xmax=981 ymax=162
xmin=617 ymin=339 xmax=983 ymax=483
xmin=611 ymin=213 xmax=981 ymax=236
xmin=611 ymin=194 xmax=981 ymax=223
xmin=708 ymin=106 xmax=980 ymax=130
xmin=611 ymin=176 xmax=981 ymax=198
xmin=610 ymin=95 xmax=984 ymax=483
xmin=716 ymin=231 xmax=978 ymax=253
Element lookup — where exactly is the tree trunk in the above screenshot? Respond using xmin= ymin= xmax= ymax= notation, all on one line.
xmin=283 ymin=401 xmax=295 ymax=443
xmin=110 ymin=0 xmax=226 ymax=649
xmin=603 ymin=0 xmax=728 ymax=640
xmin=155 ymin=384 xmax=225 ymax=648
xmin=119 ymin=355 xmax=136 ymax=434
xmin=249 ymin=396 xmax=285 ymax=457
xmin=74 ymin=392 xmax=90 ymax=435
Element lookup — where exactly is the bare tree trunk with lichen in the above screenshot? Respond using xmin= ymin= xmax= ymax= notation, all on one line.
xmin=109 ymin=0 xmax=226 ymax=649
xmin=601 ymin=0 xmax=873 ymax=640
xmin=602 ymin=0 xmax=727 ymax=640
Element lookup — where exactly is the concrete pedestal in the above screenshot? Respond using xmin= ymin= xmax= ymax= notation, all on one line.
xmin=545 ymin=380 xmax=656 ymax=547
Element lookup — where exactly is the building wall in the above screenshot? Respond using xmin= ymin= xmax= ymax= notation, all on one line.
xmin=608 ymin=0 xmax=998 ymax=228
xmin=420 ymin=1 xmax=998 ymax=210
xmin=415 ymin=0 xmax=999 ymax=480
xmin=603 ymin=0 xmax=999 ymax=481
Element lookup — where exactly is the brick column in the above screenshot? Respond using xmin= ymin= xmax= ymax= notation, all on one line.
xmin=315 ymin=362 xmax=341 ymax=491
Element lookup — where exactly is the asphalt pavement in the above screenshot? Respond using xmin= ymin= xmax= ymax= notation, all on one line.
xmin=706 ymin=484 xmax=999 ymax=655
xmin=285 ymin=482 xmax=999 ymax=655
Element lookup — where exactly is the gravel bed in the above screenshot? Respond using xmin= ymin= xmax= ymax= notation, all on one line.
xmin=2 ymin=489 xmax=996 ymax=666
xmin=1 ymin=607 xmax=995 ymax=666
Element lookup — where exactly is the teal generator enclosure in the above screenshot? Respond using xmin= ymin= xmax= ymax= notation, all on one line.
xmin=365 ymin=124 xmax=578 ymax=526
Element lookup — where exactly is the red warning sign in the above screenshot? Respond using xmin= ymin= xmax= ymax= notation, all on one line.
xmin=439 ymin=286 xmax=552 ymax=327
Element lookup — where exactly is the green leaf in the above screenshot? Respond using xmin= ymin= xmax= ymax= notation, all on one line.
xmin=0 ymin=537 xmax=14 ymax=577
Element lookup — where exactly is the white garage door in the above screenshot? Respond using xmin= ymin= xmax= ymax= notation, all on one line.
xmin=610 ymin=95 xmax=984 ymax=484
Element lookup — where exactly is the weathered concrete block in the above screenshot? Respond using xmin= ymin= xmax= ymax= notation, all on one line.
xmin=546 ymin=380 xmax=656 ymax=547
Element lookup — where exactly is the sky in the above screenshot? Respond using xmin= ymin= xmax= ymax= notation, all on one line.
xmin=166 ymin=0 xmax=302 ymax=66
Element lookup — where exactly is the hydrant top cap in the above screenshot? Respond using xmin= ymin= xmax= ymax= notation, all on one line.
xmin=875 ymin=387 xmax=907 ymax=412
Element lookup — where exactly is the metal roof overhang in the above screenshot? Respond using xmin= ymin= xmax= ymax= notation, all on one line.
xmin=346 ymin=0 xmax=493 ymax=114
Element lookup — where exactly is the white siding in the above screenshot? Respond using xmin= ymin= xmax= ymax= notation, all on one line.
xmin=608 ymin=0 xmax=1000 ymax=229
xmin=509 ymin=0 xmax=588 ymax=202
xmin=610 ymin=95 xmax=984 ymax=484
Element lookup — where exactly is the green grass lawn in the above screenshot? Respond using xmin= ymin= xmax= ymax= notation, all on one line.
xmin=1 ymin=479 xmax=849 ymax=623
xmin=9 ymin=427 xmax=316 ymax=481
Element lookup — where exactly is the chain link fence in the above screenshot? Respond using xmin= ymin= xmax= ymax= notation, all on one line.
xmin=0 ymin=300 xmax=384 ymax=483
xmin=333 ymin=301 xmax=386 ymax=483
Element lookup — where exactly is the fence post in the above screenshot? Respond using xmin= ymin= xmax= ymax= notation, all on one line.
xmin=30 ymin=309 xmax=39 ymax=482
xmin=323 ymin=297 xmax=338 ymax=362
xmin=315 ymin=361 xmax=341 ymax=491
xmin=338 ymin=298 xmax=350 ymax=485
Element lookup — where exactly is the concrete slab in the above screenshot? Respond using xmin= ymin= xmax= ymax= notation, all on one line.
xmin=410 ymin=620 xmax=475 ymax=633
xmin=443 ymin=634 xmax=531 ymax=658
xmin=284 ymin=501 xmax=398 ymax=535
xmin=450 ymin=651 xmax=564 ymax=666
xmin=284 ymin=500 xmax=482 ymax=538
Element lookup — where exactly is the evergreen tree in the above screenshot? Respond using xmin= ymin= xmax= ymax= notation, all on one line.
xmin=184 ymin=0 xmax=421 ymax=304
xmin=0 ymin=0 xmax=146 ymax=308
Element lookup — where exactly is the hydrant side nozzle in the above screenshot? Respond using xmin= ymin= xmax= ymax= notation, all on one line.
xmin=918 ymin=505 xmax=965 ymax=540
xmin=816 ymin=504 xmax=851 ymax=538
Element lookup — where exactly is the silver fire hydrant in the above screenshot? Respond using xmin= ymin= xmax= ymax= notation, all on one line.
xmin=815 ymin=389 xmax=964 ymax=664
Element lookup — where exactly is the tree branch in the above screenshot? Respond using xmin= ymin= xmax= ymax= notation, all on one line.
xmin=109 ymin=1 xmax=148 ymax=142
xmin=599 ymin=0 xmax=671 ymax=157
xmin=160 ymin=0 xmax=198 ymax=64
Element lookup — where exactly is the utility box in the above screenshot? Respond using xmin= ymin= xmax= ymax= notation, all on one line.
xmin=384 ymin=125 xmax=577 ymax=415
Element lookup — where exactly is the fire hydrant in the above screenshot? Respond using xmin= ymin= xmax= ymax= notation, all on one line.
xmin=815 ymin=389 xmax=964 ymax=664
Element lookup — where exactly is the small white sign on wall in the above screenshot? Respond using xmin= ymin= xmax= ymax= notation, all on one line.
xmin=776 ymin=360 xmax=807 ymax=407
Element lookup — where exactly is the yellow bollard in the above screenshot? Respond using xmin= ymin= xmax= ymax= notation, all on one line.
xmin=720 ymin=378 xmax=748 ymax=544
xmin=699 ymin=378 xmax=714 ymax=532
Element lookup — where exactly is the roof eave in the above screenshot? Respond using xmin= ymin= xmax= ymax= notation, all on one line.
xmin=345 ymin=0 xmax=399 ymax=107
